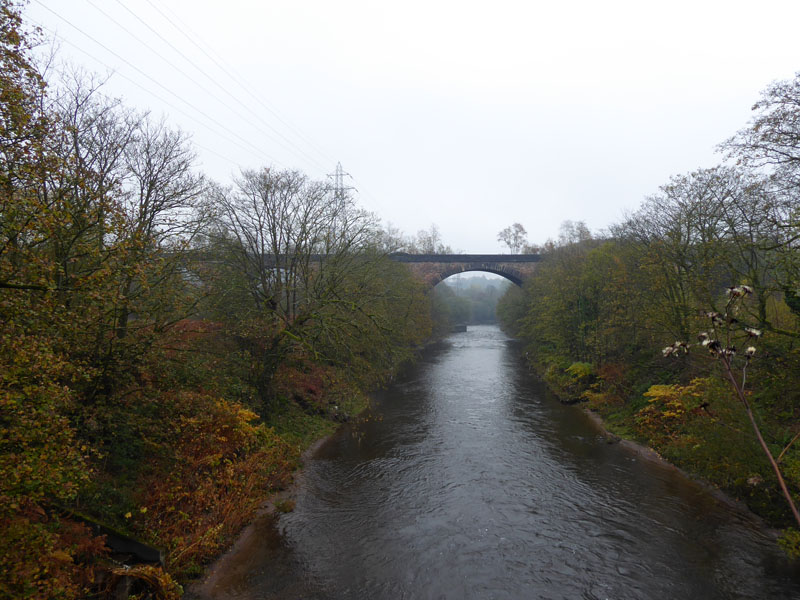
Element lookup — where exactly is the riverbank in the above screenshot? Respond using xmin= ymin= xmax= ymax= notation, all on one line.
xmin=185 ymin=337 xmax=456 ymax=599
xmin=181 ymin=325 xmax=800 ymax=599
xmin=187 ymin=433 xmax=334 ymax=600
xmin=12 ymin=319 xmax=427 ymax=600
xmin=180 ymin=330 xmax=793 ymax=599
xmin=525 ymin=353 xmax=798 ymax=552
xmin=580 ymin=406 xmax=782 ymax=537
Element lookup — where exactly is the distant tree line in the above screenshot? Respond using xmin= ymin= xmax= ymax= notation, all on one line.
xmin=379 ymin=222 xmax=455 ymax=254
xmin=433 ymin=275 xmax=510 ymax=328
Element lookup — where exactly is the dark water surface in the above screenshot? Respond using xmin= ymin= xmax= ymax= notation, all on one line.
xmin=206 ymin=325 xmax=800 ymax=599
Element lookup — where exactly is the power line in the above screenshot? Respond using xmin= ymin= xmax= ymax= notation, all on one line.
xmin=32 ymin=20 xmax=281 ymax=171
xmin=348 ymin=173 xmax=384 ymax=208
xmin=32 ymin=0 xmax=281 ymax=166
xmin=141 ymin=0 xmax=339 ymax=169
xmin=81 ymin=0 xmax=326 ymax=173
xmin=107 ymin=0 xmax=329 ymax=173
xmin=45 ymin=31 xmax=258 ymax=170
xmin=34 ymin=0 xmax=378 ymax=202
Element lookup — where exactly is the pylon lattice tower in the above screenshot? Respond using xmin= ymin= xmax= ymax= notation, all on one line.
xmin=327 ymin=162 xmax=356 ymax=204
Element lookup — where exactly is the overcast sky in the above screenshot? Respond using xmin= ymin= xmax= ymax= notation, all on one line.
xmin=25 ymin=0 xmax=800 ymax=252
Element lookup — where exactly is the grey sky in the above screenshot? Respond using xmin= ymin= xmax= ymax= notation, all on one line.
xmin=26 ymin=0 xmax=800 ymax=252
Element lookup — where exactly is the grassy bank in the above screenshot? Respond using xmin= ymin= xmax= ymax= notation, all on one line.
xmin=519 ymin=348 xmax=800 ymax=552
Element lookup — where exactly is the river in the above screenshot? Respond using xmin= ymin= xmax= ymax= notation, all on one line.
xmin=200 ymin=325 xmax=800 ymax=599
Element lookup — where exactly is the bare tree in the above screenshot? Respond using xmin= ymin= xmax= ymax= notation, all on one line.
xmin=212 ymin=167 xmax=383 ymax=362
xmin=114 ymin=115 xmax=206 ymax=338
xmin=43 ymin=69 xmax=139 ymax=297
xmin=722 ymin=73 xmax=800 ymax=316
xmin=557 ymin=220 xmax=591 ymax=246
xmin=497 ymin=222 xmax=528 ymax=254
xmin=723 ymin=73 xmax=800 ymax=188
xmin=410 ymin=223 xmax=452 ymax=254
xmin=373 ymin=221 xmax=407 ymax=253
xmin=618 ymin=167 xmax=793 ymax=339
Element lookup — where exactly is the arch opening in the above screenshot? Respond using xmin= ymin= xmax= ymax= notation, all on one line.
xmin=432 ymin=271 xmax=512 ymax=328
xmin=432 ymin=267 xmax=524 ymax=288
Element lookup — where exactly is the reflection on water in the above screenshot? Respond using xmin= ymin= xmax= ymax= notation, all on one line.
xmin=201 ymin=325 xmax=800 ymax=599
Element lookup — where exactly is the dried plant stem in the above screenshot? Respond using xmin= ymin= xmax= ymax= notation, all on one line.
xmin=721 ymin=358 xmax=800 ymax=528
xmin=778 ymin=431 xmax=800 ymax=465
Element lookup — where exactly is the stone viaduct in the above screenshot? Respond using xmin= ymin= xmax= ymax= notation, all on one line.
xmin=388 ymin=253 xmax=541 ymax=287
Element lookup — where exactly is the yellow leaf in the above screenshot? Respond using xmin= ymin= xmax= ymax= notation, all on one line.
xmin=51 ymin=550 xmax=72 ymax=562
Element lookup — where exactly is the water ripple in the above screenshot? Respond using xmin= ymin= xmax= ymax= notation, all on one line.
xmin=236 ymin=326 xmax=800 ymax=600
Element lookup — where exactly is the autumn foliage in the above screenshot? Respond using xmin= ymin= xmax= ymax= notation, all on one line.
xmin=132 ymin=392 xmax=294 ymax=579
xmin=0 ymin=2 xmax=433 ymax=597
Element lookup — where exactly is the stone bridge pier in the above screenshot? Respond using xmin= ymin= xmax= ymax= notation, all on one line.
xmin=388 ymin=253 xmax=540 ymax=287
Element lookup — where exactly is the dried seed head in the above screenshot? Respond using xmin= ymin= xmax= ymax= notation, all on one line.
xmin=662 ymin=341 xmax=689 ymax=357
xmin=744 ymin=327 xmax=762 ymax=338
xmin=745 ymin=346 xmax=756 ymax=358
xmin=727 ymin=285 xmax=754 ymax=298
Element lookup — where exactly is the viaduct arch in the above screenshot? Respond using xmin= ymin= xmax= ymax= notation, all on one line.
xmin=388 ymin=253 xmax=541 ymax=287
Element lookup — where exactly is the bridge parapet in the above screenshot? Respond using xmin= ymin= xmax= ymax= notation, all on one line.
xmin=389 ymin=253 xmax=540 ymax=287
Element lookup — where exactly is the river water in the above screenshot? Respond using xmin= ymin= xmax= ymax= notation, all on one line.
xmin=204 ymin=325 xmax=800 ymax=599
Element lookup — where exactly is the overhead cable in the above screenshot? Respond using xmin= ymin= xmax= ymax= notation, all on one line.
xmin=32 ymin=0 xmax=280 ymax=166
xmin=31 ymin=21 xmax=281 ymax=170
xmin=109 ymin=0 xmax=330 ymax=174
xmin=83 ymin=0 xmax=317 ymax=170
xmin=141 ymin=0 xmax=340 ymax=169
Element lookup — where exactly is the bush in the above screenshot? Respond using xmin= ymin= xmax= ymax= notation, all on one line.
xmin=566 ymin=361 xmax=594 ymax=380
